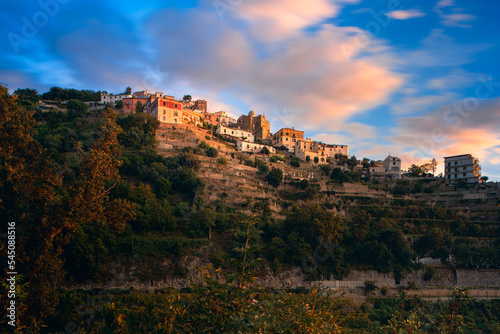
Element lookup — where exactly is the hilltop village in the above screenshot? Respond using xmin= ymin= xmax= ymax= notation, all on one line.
xmin=98 ymin=89 xmax=485 ymax=185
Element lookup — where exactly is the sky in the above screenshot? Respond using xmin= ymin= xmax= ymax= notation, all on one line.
xmin=1 ymin=0 xmax=499 ymax=179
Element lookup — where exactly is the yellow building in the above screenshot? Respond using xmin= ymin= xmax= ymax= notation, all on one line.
xmin=271 ymin=128 xmax=304 ymax=151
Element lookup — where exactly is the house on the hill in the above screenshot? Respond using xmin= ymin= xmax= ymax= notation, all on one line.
xmin=444 ymin=154 xmax=481 ymax=184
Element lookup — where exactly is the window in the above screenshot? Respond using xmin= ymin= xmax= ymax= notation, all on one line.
xmin=163 ymin=117 xmax=166 ymax=121
xmin=463 ymin=173 xmax=466 ymax=176
xmin=163 ymin=110 xmax=166 ymax=114
xmin=232 ymin=131 xmax=234 ymax=134
xmin=448 ymin=162 xmax=451 ymax=166
xmin=455 ymin=161 xmax=457 ymax=165
xmin=463 ymin=167 xmax=466 ymax=170
xmin=175 ymin=104 xmax=178 ymax=108
xmin=286 ymin=138 xmax=288 ymax=141
xmin=174 ymin=112 xmax=177 ymax=116
xmin=393 ymin=162 xmax=396 ymax=165
xmin=163 ymin=101 xmax=166 ymax=106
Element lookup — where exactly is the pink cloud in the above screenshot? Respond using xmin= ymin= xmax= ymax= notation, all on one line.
xmin=386 ymin=9 xmax=426 ymax=20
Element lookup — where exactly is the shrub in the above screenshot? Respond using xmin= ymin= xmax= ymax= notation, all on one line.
xmin=314 ymin=156 xmax=319 ymax=163
xmin=290 ymin=157 xmax=301 ymax=167
xmin=267 ymin=168 xmax=283 ymax=188
xmin=258 ymin=164 xmax=269 ymax=174
xmin=205 ymin=135 xmax=211 ymax=140
xmin=217 ymin=157 xmax=227 ymax=165
xmin=206 ymin=147 xmax=218 ymax=158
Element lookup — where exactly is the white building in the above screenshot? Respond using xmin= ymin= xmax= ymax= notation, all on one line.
xmin=217 ymin=126 xmax=254 ymax=142
xmin=237 ymin=140 xmax=276 ymax=154
xmin=100 ymin=93 xmax=132 ymax=104
xmin=444 ymin=154 xmax=481 ymax=183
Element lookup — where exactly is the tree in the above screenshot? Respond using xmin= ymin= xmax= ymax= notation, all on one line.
xmin=267 ymin=168 xmax=283 ymax=188
xmin=115 ymin=100 xmax=123 ymax=109
xmin=261 ymin=146 xmax=270 ymax=155
xmin=314 ymin=156 xmax=319 ymax=163
xmin=408 ymin=164 xmax=423 ymax=176
xmin=430 ymin=158 xmax=438 ymax=176
xmin=330 ymin=168 xmax=345 ymax=183
xmin=135 ymin=101 xmax=143 ymax=113
xmin=13 ymin=88 xmax=39 ymax=107
xmin=481 ymin=176 xmax=489 ymax=183
xmin=67 ymin=99 xmax=88 ymax=118
xmin=183 ymin=95 xmax=192 ymax=103
xmin=125 ymin=87 xmax=132 ymax=95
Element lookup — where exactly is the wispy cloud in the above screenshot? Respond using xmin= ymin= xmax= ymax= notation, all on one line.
xmin=434 ymin=0 xmax=476 ymax=28
xmin=386 ymin=9 xmax=426 ymax=20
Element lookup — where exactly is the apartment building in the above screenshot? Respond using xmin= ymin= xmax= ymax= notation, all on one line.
xmin=444 ymin=154 xmax=481 ymax=183
xmin=271 ymin=128 xmax=304 ymax=151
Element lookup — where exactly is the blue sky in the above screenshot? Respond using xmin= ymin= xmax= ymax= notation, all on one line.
xmin=1 ymin=0 xmax=499 ymax=179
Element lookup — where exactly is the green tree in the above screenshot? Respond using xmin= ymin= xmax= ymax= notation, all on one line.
xmin=290 ymin=157 xmax=301 ymax=167
xmin=267 ymin=168 xmax=283 ymax=188
xmin=330 ymin=168 xmax=345 ymax=183
xmin=314 ymin=156 xmax=319 ymax=163
xmin=125 ymin=86 xmax=132 ymax=95
xmin=67 ymin=99 xmax=88 ymax=118
xmin=183 ymin=95 xmax=192 ymax=103
xmin=135 ymin=101 xmax=143 ymax=113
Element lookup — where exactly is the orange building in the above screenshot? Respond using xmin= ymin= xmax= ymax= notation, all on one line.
xmin=147 ymin=95 xmax=183 ymax=124
xmin=271 ymin=128 xmax=304 ymax=151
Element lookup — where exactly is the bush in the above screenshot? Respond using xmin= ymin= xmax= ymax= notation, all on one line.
xmin=314 ymin=156 xmax=319 ymax=163
xmin=290 ymin=157 xmax=301 ymax=167
xmin=205 ymin=135 xmax=211 ymax=140
xmin=217 ymin=157 xmax=227 ymax=165
xmin=206 ymin=147 xmax=218 ymax=158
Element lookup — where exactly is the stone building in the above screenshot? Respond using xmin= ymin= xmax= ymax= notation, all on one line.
xmin=234 ymin=110 xmax=271 ymax=140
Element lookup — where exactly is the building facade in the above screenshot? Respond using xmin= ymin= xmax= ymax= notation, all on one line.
xmin=444 ymin=154 xmax=481 ymax=183
xmin=235 ymin=111 xmax=271 ymax=140
xmin=100 ymin=93 xmax=132 ymax=104
xmin=203 ymin=110 xmax=237 ymax=126
xmin=237 ymin=140 xmax=276 ymax=154
xmin=383 ymin=155 xmax=402 ymax=179
xmin=271 ymin=128 xmax=304 ymax=151
xmin=218 ymin=126 xmax=254 ymax=142
xmin=147 ymin=95 xmax=183 ymax=124
xmin=320 ymin=143 xmax=349 ymax=158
